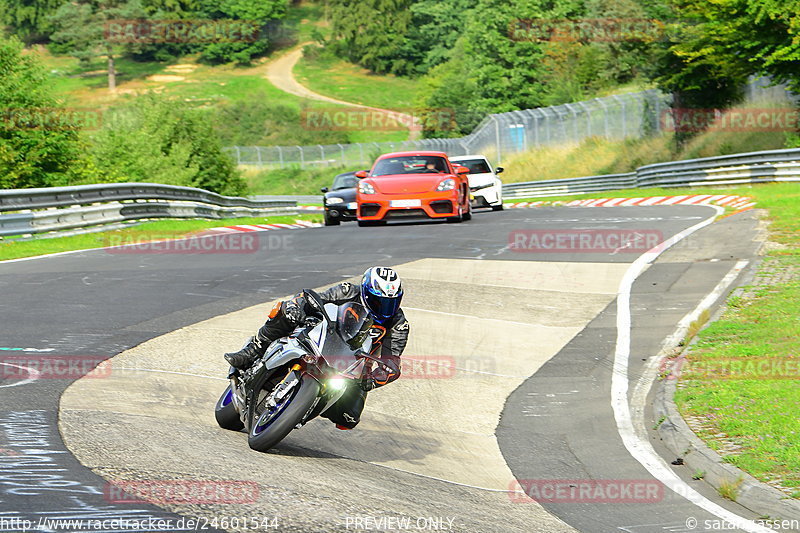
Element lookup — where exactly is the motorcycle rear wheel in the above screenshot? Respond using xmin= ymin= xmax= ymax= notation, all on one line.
xmin=247 ymin=373 xmax=320 ymax=452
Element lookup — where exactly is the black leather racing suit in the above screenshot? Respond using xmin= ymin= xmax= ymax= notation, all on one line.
xmin=254 ymin=281 xmax=409 ymax=429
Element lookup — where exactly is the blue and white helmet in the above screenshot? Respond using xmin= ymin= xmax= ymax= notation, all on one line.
xmin=360 ymin=267 xmax=403 ymax=323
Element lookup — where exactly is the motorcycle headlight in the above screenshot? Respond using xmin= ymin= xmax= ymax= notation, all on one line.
xmin=326 ymin=197 xmax=344 ymax=205
xmin=328 ymin=377 xmax=347 ymax=390
xmin=436 ymin=178 xmax=455 ymax=191
xmin=359 ymin=181 xmax=376 ymax=195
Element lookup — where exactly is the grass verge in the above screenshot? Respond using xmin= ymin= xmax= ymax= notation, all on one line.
xmin=509 ymin=182 xmax=800 ymax=499
xmin=0 ymin=214 xmax=322 ymax=262
xmin=294 ymin=49 xmax=420 ymax=112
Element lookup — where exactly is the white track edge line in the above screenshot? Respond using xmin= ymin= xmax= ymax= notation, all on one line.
xmin=611 ymin=208 xmax=772 ymax=533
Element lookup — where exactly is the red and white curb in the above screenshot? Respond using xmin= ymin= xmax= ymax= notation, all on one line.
xmin=505 ymin=195 xmax=756 ymax=210
xmin=198 ymin=220 xmax=322 ymax=235
xmin=298 ymin=205 xmax=324 ymax=211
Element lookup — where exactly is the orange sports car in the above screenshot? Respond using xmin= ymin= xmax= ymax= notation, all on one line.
xmin=354 ymin=151 xmax=473 ymax=226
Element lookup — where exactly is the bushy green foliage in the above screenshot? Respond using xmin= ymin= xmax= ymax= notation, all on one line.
xmin=212 ymin=99 xmax=350 ymax=146
xmin=0 ymin=0 xmax=63 ymax=43
xmin=193 ymin=0 xmax=287 ymax=64
xmin=391 ymin=0 xmax=472 ymax=77
xmin=0 ymin=36 xmax=83 ymax=189
xmin=89 ymin=94 xmax=246 ymax=195
xmin=326 ymin=0 xmax=413 ymax=74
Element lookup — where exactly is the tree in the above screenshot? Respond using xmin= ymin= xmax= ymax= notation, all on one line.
xmin=49 ymin=0 xmax=146 ymax=91
xmin=191 ymin=0 xmax=288 ymax=64
xmin=392 ymin=0 xmax=473 ymax=77
xmin=0 ymin=0 xmax=64 ymax=43
xmin=0 ymin=36 xmax=83 ymax=189
xmin=326 ymin=0 xmax=413 ymax=74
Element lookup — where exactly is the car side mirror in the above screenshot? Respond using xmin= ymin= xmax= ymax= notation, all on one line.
xmin=455 ymin=166 xmax=470 ymax=175
xmin=495 ymin=167 xmax=504 ymax=174
xmin=320 ymin=187 xmax=329 ymax=193
xmin=355 ymin=170 xmax=368 ymax=178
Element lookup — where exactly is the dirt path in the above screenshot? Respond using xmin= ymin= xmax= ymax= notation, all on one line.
xmin=265 ymin=43 xmax=421 ymax=140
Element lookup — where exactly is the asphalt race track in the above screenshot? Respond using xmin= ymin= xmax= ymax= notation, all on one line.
xmin=0 ymin=205 xmax=767 ymax=532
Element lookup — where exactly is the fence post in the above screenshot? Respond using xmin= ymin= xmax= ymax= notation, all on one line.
xmin=653 ymin=92 xmax=662 ymax=134
xmin=277 ymin=146 xmax=283 ymax=168
xmin=595 ymin=98 xmax=609 ymax=138
xmin=338 ymin=143 xmax=345 ymax=166
xmin=565 ymin=103 xmax=579 ymax=143
xmin=612 ymin=95 xmax=627 ymax=138
xmin=359 ymin=143 xmax=365 ymax=166
xmin=299 ymin=146 xmax=305 ymax=169
xmin=256 ymin=146 xmax=262 ymax=166
xmin=234 ymin=146 xmax=241 ymax=165
xmin=492 ymin=115 xmax=502 ymax=164
xmin=577 ymin=101 xmax=591 ymax=138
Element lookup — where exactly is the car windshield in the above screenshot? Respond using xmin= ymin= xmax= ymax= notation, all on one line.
xmin=332 ymin=174 xmax=358 ymax=190
xmin=452 ymin=159 xmax=491 ymax=174
xmin=372 ymin=156 xmax=449 ymax=176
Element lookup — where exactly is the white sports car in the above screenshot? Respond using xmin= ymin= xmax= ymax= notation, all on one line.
xmin=448 ymin=155 xmax=504 ymax=211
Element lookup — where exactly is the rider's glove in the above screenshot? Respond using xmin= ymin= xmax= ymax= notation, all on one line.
xmin=360 ymin=378 xmax=377 ymax=392
xmin=363 ymin=358 xmax=400 ymax=391
xmin=283 ymin=301 xmax=303 ymax=325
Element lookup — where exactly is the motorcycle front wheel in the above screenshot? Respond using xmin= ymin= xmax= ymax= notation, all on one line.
xmin=247 ymin=373 xmax=320 ymax=452
xmin=215 ymin=384 xmax=244 ymax=431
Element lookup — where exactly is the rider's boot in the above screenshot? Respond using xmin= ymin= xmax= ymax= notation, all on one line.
xmin=224 ymin=327 xmax=270 ymax=370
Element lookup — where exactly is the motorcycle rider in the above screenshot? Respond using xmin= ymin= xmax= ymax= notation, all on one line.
xmin=224 ymin=266 xmax=409 ymax=430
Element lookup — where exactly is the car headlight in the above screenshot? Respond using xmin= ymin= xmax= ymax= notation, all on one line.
xmin=326 ymin=197 xmax=344 ymax=205
xmin=436 ymin=178 xmax=455 ymax=191
xmin=359 ymin=181 xmax=376 ymax=194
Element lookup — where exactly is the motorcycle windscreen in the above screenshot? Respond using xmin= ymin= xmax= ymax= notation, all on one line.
xmin=337 ymin=302 xmax=373 ymax=350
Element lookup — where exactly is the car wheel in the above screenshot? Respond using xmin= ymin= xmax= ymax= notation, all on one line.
xmin=462 ymin=202 xmax=472 ymax=221
xmin=324 ymin=212 xmax=340 ymax=226
xmin=358 ymin=220 xmax=385 ymax=227
xmin=492 ymin=203 xmax=504 ymax=211
xmin=447 ymin=206 xmax=464 ymax=223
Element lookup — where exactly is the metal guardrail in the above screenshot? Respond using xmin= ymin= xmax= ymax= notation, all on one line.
xmin=501 ymin=148 xmax=800 ymax=199
xmin=0 ymin=183 xmax=296 ymax=238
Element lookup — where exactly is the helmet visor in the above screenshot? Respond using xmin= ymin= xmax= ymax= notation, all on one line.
xmin=363 ymin=289 xmax=401 ymax=320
